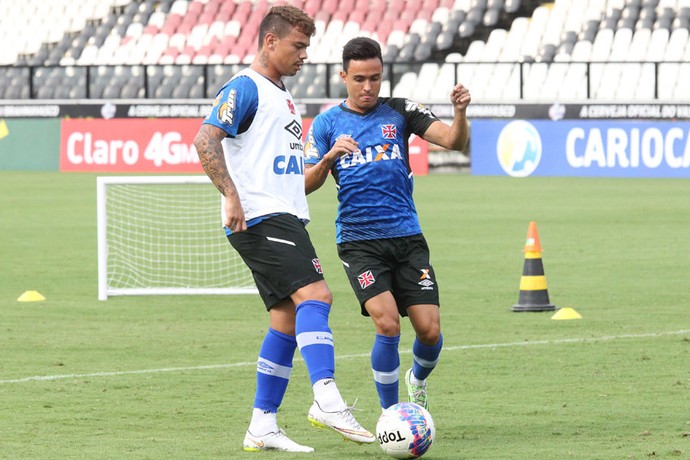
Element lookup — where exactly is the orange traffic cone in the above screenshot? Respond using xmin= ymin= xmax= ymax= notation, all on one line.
xmin=512 ymin=221 xmax=556 ymax=312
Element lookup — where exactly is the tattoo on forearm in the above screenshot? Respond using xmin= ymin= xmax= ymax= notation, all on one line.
xmin=195 ymin=128 xmax=233 ymax=196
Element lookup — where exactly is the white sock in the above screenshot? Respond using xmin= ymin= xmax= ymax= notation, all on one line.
xmin=248 ymin=408 xmax=278 ymax=436
xmin=409 ymin=371 xmax=426 ymax=386
xmin=312 ymin=378 xmax=346 ymax=412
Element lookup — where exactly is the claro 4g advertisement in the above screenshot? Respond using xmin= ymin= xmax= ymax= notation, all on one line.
xmin=58 ymin=117 xmax=431 ymax=175
xmin=472 ymin=119 xmax=690 ymax=178
xmin=60 ymin=118 xmax=204 ymax=173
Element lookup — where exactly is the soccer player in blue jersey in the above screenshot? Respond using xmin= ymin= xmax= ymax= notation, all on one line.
xmin=304 ymin=37 xmax=471 ymax=412
xmin=193 ymin=8 xmax=374 ymax=453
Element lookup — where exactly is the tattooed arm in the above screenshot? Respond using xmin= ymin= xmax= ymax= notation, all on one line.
xmin=193 ymin=124 xmax=247 ymax=232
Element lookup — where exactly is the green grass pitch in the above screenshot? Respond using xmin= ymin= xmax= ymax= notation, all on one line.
xmin=1 ymin=171 xmax=688 ymax=459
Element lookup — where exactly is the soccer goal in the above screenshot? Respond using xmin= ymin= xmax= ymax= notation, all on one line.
xmin=96 ymin=175 xmax=257 ymax=300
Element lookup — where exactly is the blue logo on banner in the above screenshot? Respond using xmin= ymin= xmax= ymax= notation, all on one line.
xmin=496 ymin=120 xmax=542 ymax=177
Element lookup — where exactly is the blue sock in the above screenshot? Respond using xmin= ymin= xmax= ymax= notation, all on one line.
xmin=295 ymin=300 xmax=334 ymax=385
xmin=372 ymin=334 xmax=400 ymax=409
xmin=412 ymin=333 xmax=443 ymax=380
xmin=254 ymin=328 xmax=297 ymax=412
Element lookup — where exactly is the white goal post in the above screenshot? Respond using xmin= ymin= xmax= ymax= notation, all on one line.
xmin=97 ymin=175 xmax=257 ymax=300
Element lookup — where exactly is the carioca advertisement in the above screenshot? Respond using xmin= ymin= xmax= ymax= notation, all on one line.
xmin=472 ymin=120 xmax=690 ymax=178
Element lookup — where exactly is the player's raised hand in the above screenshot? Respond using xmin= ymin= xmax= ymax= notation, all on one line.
xmin=450 ymin=84 xmax=471 ymax=111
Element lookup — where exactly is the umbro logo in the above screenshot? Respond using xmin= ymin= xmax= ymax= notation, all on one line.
xmin=418 ymin=268 xmax=434 ymax=290
xmin=418 ymin=279 xmax=434 ymax=289
xmin=284 ymin=120 xmax=302 ymax=140
xmin=257 ymin=362 xmax=274 ymax=371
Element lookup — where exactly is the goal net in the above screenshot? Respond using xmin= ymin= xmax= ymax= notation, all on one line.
xmin=97 ymin=176 xmax=257 ymax=300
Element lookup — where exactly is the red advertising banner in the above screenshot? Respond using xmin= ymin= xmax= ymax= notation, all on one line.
xmin=60 ymin=118 xmax=204 ymax=172
xmin=59 ymin=117 xmax=429 ymax=175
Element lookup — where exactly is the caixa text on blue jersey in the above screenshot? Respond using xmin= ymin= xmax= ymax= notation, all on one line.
xmin=338 ymin=143 xmax=403 ymax=169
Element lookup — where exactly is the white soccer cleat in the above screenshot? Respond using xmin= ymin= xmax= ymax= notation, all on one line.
xmin=307 ymin=400 xmax=376 ymax=444
xmin=242 ymin=429 xmax=314 ymax=452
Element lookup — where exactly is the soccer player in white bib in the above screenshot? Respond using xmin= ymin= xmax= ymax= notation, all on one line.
xmin=193 ymin=7 xmax=374 ymax=453
xmin=305 ymin=37 xmax=471 ymax=413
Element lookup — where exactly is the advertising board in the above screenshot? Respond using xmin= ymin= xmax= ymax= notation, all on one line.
xmin=60 ymin=118 xmax=203 ymax=173
xmin=472 ymin=119 xmax=690 ymax=178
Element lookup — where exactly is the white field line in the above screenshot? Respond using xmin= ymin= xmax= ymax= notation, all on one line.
xmin=1 ymin=329 xmax=688 ymax=385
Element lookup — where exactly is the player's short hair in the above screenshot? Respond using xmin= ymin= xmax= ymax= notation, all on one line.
xmin=257 ymin=6 xmax=315 ymax=48
xmin=342 ymin=37 xmax=383 ymax=71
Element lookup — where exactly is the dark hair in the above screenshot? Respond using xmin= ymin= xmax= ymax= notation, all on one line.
xmin=258 ymin=6 xmax=315 ymax=48
xmin=342 ymin=37 xmax=383 ymax=71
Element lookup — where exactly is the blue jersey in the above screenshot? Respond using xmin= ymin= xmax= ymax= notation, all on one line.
xmin=305 ymin=98 xmax=438 ymax=243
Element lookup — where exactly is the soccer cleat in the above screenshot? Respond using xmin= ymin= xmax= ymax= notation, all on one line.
xmin=242 ymin=429 xmax=314 ymax=452
xmin=307 ymin=400 xmax=376 ymax=444
xmin=405 ymin=368 xmax=429 ymax=410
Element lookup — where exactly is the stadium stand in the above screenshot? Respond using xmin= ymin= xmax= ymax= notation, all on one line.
xmin=0 ymin=0 xmax=689 ymax=101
